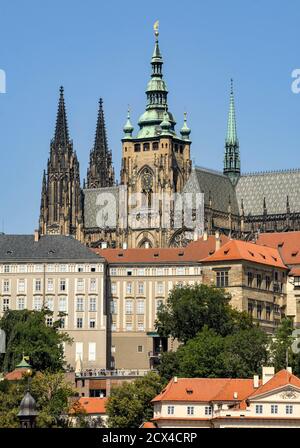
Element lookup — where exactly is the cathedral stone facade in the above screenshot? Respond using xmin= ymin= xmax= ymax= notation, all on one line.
xmin=39 ymin=29 xmax=300 ymax=249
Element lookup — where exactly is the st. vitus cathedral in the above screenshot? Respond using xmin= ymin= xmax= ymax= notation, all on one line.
xmin=39 ymin=26 xmax=300 ymax=248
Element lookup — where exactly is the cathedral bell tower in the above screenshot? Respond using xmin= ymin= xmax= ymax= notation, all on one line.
xmin=39 ymin=87 xmax=83 ymax=239
xmin=120 ymin=22 xmax=192 ymax=248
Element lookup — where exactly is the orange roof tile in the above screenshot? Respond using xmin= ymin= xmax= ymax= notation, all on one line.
xmin=141 ymin=421 xmax=157 ymax=428
xmin=77 ymin=397 xmax=107 ymax=415
xmin=5 ymin=368 xmax=28 ymax=381
xmin=257 ymin=232 xmax=300 ymax=266
xmin=152 ymin=377 xmax=256 ymax=403
xmin=201 ymin=240 xmax=287 ymax=269
xmin=92 ymin=235 xmax=229 ymax=264
xmin=249 ymin=369 xmax=300 ymax=398
xmin=289 ymin=267 xmax=300 ymax=276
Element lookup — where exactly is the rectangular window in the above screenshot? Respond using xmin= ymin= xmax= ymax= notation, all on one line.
xmin=137 ymin=322 xmax=145 ymax=331
xmin=88 ymin=342 xmax=96 ymax=361
xmin=266 ymin=276 xmax=271 ymax=290
xmin=59 ymin=296 xmax=67 ymax=312
xmin=216 ymin=271 xmax=229 ymax=287
xmin=77 ymin=265 xmax=84 ymax=273
xmin=89 ymin=297 xmax=97 ymax=312
xmin=271 ymin=404 xmax=278 ymax=414
xmin=137 ymin=345 xmax=143 ymax=353
xmin=33 ymin=296 xmax=42 ymax=311
xmin=47 ymin=278 xmax=54 ymax=292
xmin=257 ymin=303 xmax=262 ymax=320
xmin=126 ymin=282 xmax=132 ymax=295
xmin=156 ymin=299 xmax=164 ymax=313
xmin=125 ymin=300 xmax=133 ymax=315
xmin=60 ymin=279 xmax=66 ymax=292
xmin=3 ymin=280 xmax=9 ymax=293
xmin=266 ymin=304 xmax=271 ymax=320
xmin=77 ymin=279 xmax=84 ymax=292
xmin=59 ymin=317 xmax=65 ymax=329
xmin=75 ymin=342 xmax=83 ymax=361
xmin=176 ymin=267 xmax=184 ymax=276
xmin=152 ymin=142 xmax=159 ymax=151
xmin=255 ymin=405 xmax=263 ymax=414
xmin=286 ymin=405 xmax=293 ymax=414
xmin=18 ymin=265 xmax=26 ymax=273
xmin=90 ymin=278 xmax=96 ymax=292
xmin=205 ymin=406 xmax=212 ymax=415
xmin=76 ymin=297 xmax=84 ymax=312
xmin=137 ymin=299 xmax=145 ymax=315
xmin=2 ymin=298 xmax=9 ymax=312
xmin=4 ymin=265 xmax=10 ymax=273
xmin=111 ymin=322 xmax=117 ymax=332
xmin=256 ymin=274 xmax=262 ymax=289
xmin=247 ymin=272 xmax=254 ymax=287
xmin=156 ymin=282 xmax=164 ymax=295
xmin=18 ymin=279 xmax=25 ymax=293
xmin=35 ymin=279 xmax=42 ymax=292
xmin=137 ymin=268 xmax=145 ymax=276
xmin=110 ymin=267 xmax=117 ymax=276
xmin=167 ymin=406 xmax=174 ymax=415
xmin=17 ymin=297 xmax=25 ymax=310
xmin=248 ymin=301 xmax=254 ymax=317
xmin=46 ymin=297 xmax=53 ymax=311
xmin=111 ymin=282 xmax=117 ymax=295
xmin=59 ymin=264 xmax=67 ymax=272
xmin=126 ymin=322 xmax=133 ymax=331
xmin=187 ymin=406 xmax=194 ymax=415
xmin=77 ymin=317 xmax=83 ymax=329
xmin=111 ymin=299 xmax=117 ymax=315
xmin=138 ymin=282 xmax=145 ymax=295
xmin=89 ymin=319 xmax=96 ymax=329
xmin=46 ymin=317 xmax=53 ymax=327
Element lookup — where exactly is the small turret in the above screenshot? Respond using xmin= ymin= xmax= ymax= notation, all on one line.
xmin=123 ymin=107 xmax=134 ymax=139
xmin=180 ymin=112 xmax=191 ymax=140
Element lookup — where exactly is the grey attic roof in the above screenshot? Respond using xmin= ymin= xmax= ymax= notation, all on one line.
xmin=0 ymin=235 xmax=104 ymax=262
xmin=183 ymin=166 xmax=239 ymax=215
xmin=236 ymin=169 xmax=300 ymax=215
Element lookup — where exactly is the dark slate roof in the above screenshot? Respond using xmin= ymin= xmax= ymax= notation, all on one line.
xmin=83 ymin=186 xmax=119 ymax=229
xmin=183 ymin=167 xmax=239 ymax=215
xmin=0 ymin=235 xmax=103 ymax=262
xmin=236 ymin=169 xmax=300 ymax=215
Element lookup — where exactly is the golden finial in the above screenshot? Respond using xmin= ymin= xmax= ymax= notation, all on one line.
xmin=154 ymin=20 xmax=159 ymax=39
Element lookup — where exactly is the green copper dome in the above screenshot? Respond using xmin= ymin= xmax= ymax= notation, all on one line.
xmin=123 ymin=108 xmax=134 ymax=139
xmin=180 ymin=112 xmax=191 ymax=140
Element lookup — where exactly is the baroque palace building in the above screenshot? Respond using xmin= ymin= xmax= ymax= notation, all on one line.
xmin=38 ymin=26 xmax=300 ymax=249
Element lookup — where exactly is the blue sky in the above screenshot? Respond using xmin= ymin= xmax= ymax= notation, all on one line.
xmin=0 ymin=0 xmax=300 ymax=233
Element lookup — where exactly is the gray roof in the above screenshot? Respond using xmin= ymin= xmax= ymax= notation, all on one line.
xmin=84 ymin=186 xmax=119 ymax=229
xmin=236 ymin=169 xmax=300 ymax=215
xmin=0 ymin=235 xmax=103 ymax=262
xmin=183 ymin=167 xmax=239 ymax=215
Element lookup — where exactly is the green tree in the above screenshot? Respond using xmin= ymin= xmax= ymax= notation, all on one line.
xmin=158 ymin=325 xmax=269 ymax=379
xmin=155 ymin=284 xmax=252 ymax=343
xmin=270 ymin=317 xmax=297 ymax=372
xmin=106 ymin=372 xmax=165 ymax=428
xmin=0 ymin=309 xmax=71 ymax=372
xmin=0 ymin=371 xmax=78 ymax=428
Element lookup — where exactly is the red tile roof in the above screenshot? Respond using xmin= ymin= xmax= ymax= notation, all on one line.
xmin=141 ymin=421 xmax=157 ymax=428
xmin=5 ymin=368 xmax=29 ymax=381
xmin=289 ymin=267 xmax=300 ymax=276
xmin=257 ymin=232 xmax=300 ymax=266
xmin=249 ymin=369 xmax=300 ymax=398
xmin=92 ymin=235 xmax=229 ymax=264
xmin=201 ymin=240 xmax=287 ymax=269
xmin=77 ymin=397 xmax=107 ymax=415
xmin=152 ymin=377 xmax=256 ymax=403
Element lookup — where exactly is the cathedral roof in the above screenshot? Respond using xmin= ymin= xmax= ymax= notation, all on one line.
xmin=236 ymin=169 xmax=300 ymax=215
xmin=0 ymin=235 xmax=102 ymax=262
xmin=183 ymin=167 xmax=239 ymax=215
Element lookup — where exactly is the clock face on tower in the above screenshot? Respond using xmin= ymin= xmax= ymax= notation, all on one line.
xmin=141 ymin=169 xmax=153 ymax=193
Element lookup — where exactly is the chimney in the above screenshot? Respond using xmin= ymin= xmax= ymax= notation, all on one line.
xmin=203 ymin=231 xmax=208 ymax=241
xmin=215 ymin=230 xmax=220 ymax=251
xmin=174 ymin=376 xmax=178 ymax=383
xmin=123 ymin=242 xmax=127 ymax=250
xmin=233 ymin=392 xmax=238 ymax=399
xmin=287 ymin=366 xmax=293 ymax=374
xmin=100 ymin=393 xmax=104 ymax=399
xmin=34 ymin=229 xmax=40 ymax=242
xmin=101 ymin=242 xmax=108 ymax=249
xmin=262 ymin=366 xmax=275 ymax=385
xmin=253 ymin=375 xmax=259 ymax=388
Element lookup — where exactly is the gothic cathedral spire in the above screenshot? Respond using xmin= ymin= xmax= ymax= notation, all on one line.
xmin=39 ymin=86 xmax=83 ymax=239
xmin=223 ymin=79 xmax=240 ymax=185
xmin=86 ymin=98 xmax=115 ymax=188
